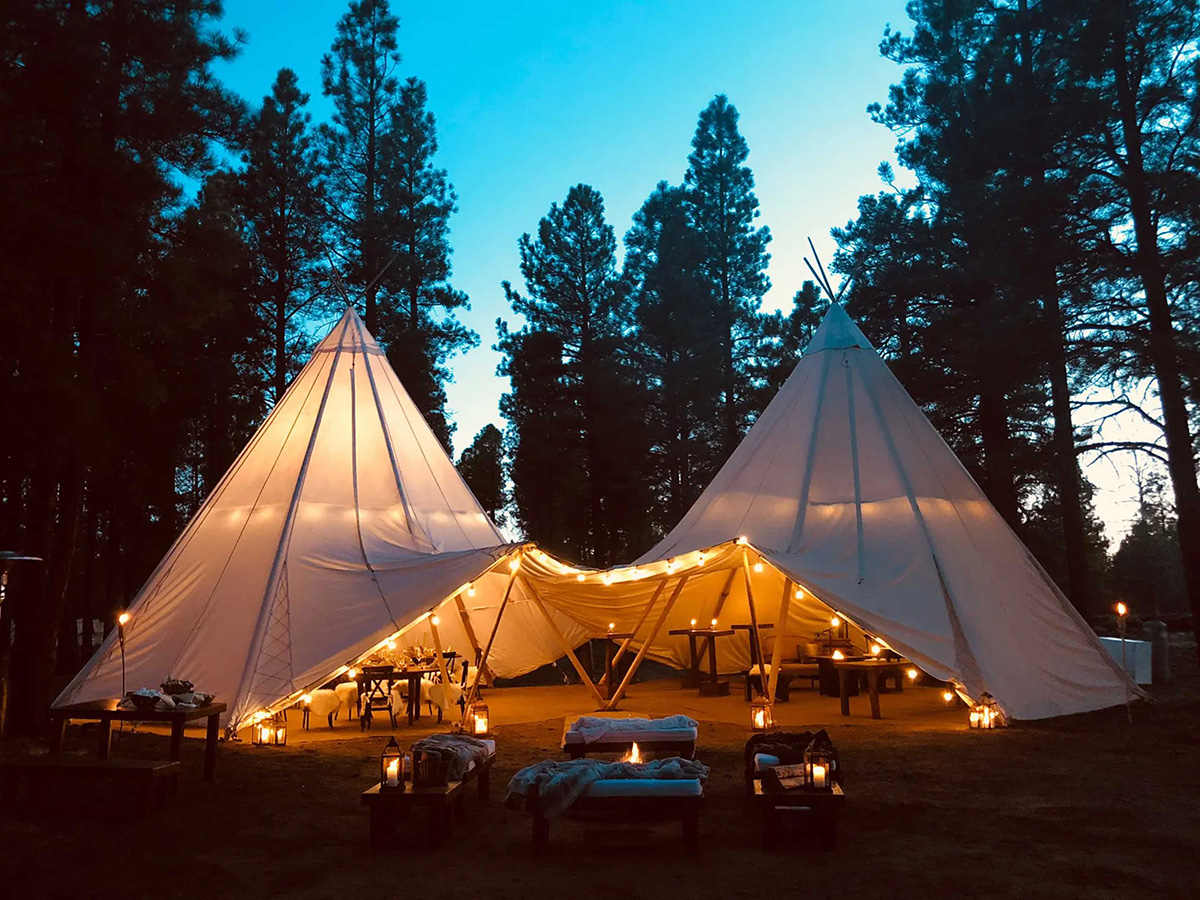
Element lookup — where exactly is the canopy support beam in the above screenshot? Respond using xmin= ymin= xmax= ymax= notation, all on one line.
xmin=766 ymin=578 xmax=794 ymax=705
xmin=741 ymin=549 xmax=768 ymax=702
xmin=427 ymin=609 xmax=452 ymax=694
xmin=603 ymin=574 xmax=690 ymax=710
xmin=600 ymin=577 xmax=668 ymax=686
xmin=453 ymin=594 xmax=489 ymax=686
xmin=520 ymin=574 xmax=607 ymax=709
xmin=459 ymin=557 xmax=521 ymax=723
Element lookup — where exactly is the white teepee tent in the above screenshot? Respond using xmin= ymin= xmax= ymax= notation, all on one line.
xmin=524 ymin=304 xmax=1139 ymax=720
xmin=55 ymin=307 xmax=586 ymax=729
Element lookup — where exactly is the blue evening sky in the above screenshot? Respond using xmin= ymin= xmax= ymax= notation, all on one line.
xmin=211 ymin=0 xmax=1147 ymax=539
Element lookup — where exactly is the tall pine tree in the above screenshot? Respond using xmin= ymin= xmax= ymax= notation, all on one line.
xmin=684 ymin=95 xmax=772 ymax=458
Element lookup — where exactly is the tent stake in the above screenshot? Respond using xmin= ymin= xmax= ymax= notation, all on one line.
xmin=458 ymin=556 xmax=521 ymax=723
xmin=604 ymin=574 xmax=691 ymax=710
xmin=520 ymin=575 xmax=607 ymax=709
xmin=601 ymin=577 xmax=668 ymax=686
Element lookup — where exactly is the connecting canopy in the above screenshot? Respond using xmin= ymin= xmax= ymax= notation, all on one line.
xmin=58 ymin=303 xmax=1137 ymax=727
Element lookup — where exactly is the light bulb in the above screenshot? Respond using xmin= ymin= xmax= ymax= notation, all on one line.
xmin=431 ymin=615 xmax=440 ymax=626
xmin=830 ymin=615 xmax=841 ymax=628
xmin=576 ymin=573 xmax=585 ymax=582
xmin=753 ymin=562 xmax=764 ymax=573
xmin=466 ymin=583 xmax=476 ymax=597
xmin=508 ymin=558 xmax=520 ymax=571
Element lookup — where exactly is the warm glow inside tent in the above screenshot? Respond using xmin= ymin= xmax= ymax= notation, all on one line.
xmin=57 ymin=303 xmax=1139 ymax=729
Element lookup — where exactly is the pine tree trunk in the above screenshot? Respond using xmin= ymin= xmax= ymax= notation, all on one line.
xmin=978 ymin=389 xmax=1020 ymax=529
xmin=1113 ymin=23 xmax=1200 ymax=656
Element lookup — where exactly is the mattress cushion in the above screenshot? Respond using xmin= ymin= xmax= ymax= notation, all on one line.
xmin=583 ymin=778 xmax=704 ymax=798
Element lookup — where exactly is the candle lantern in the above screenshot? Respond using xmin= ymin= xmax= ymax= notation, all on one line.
xmin=750 ymin=696 xmax=772 ymax=732
xmin=467 ymin=699 xmax=490 ymax=736
xmin=804 ymin=743 xmax=835 ymax=791
xmin=381 ymin=737 xmax=403 ymax=791
xmin=968 ymin=692 xmax=1002 ymax=730
xmin=252 ymin=711 xmax=287 ymax=747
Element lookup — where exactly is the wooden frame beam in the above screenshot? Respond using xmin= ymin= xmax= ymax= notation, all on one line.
xmin=741 ymin=549 xmax=768 ymax=702
xmin=766 ymin=578 xmax=794 ymax=704
xmin=459 ymin=561 xmax=520 ymax=723
xmin=453 ymin=594 xmax=490 ymax=686
xmin=520 ymin=574 xmax=607 ymax=709
xmin=604 ymin=574 xmax=691 ymax=710
xmin=599 ymin=576 xmax=669 ymax=686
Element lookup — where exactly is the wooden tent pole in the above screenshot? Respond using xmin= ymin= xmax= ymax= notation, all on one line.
xmin=601 ymin=576 xmax=668 ymax=685
xmin=766 ymin=578 xmax=793 ymax=704
xmin=697 ymin=567 xmax=738 ymax=663
xmin=740 ymin=549 xmax=768 ymax=704
xmin=604 ymin=574 xmax=691 ymax=710
xmin=459 ymin=559 xmax=520 ymax=720
xmin=520 ymin=574 xmax=607 ymax=709
xmin=427 ymin=609 xmax=452 ymax=692
xmin=453 ymin=594 xmax=489 ymax=685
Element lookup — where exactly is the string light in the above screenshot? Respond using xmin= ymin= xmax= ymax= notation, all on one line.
xmin=736 ymin=536 xmax=748 ymax=545
xmin=753 ymin=561 xmax=764 ymax=573
xmin=431 ymin=615 xmax=440 ymax=626
xmin=576 ymin=573 xmax=585 ymax=582
xmin=907 ymin=668 xmax=919 ymax=681
xmin=508 ymin=558 xmax=520 ymax=572
xmin=466 ymin=583 xmax=476 ymax=597
xmin=830 ymin=615 xmax=841 ymax=628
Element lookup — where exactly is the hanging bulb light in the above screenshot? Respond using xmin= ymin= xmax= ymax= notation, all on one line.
xmin=466 ymin=583 xmax=476 ymax=598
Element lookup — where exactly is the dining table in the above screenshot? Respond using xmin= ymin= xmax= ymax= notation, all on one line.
xmin=668 ymin=627 xmax=735 ymax=696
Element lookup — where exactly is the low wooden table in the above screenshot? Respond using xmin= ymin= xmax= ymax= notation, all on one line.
xmin=1 ymin=757 xmax=181 ymax=817
xmin=833 ymin=659 xmax=908 ymax=719
xmin=527 ymin=784 xmax=702 ymax=854
xmin=669 ymin=627 xmax=734 ymax=696
xmin=48 ymin=700 xmax=226 ymax=781
xmin=361 ymin=780 xmax=464 ymax=849
xmin=754 ymin=781 xmax=844 ymax=851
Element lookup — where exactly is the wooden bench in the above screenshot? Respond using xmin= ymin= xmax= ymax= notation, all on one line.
xmin=527 ymin=783 xmax=703 ymax=855
xmin=361 ymin=780 xmax=465 ymax=850
xmin=460 ymin=752 xmax=494 ymax=799
xmin=754 ymin=780 xmax=844 ymax=851
xmin=1 ymin=757 xmax=180 ymax=817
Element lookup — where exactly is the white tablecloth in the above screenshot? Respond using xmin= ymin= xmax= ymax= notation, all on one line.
xmin=1098 ymin=637 xmax=1152 ymax=684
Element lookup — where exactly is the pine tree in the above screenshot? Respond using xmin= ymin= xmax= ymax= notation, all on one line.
xmin=377 ymin=77 xmax=476 ymax=449
xmin=319 ymin=0 xmax=402 ymax=333
xmin=239 ymin=68 xmax=327 ymax=403
xmin=500 ymin=185 xmax=648 ymax=564
xmin=683 ymin=95 xmax=772 ymax=458
xmin=624 ymin=182 xmax=722 ymax=532
xmin=456 ymin=424 xmax=506 ymax=524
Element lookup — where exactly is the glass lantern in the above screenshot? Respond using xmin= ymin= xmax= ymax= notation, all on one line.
xmin=467 ymin=699 xmax=490 ymax=736
xmin=804 ymin=743 xmax=835 ymax=791
xmin=969 ymin=692 xmax=1002 ymax=730
xmin=381 ymin=737 xmax=403 ymax=791
xmin=252 ymin=711 xmax=287 ymax=747
xmin=750 ymin=696 xmax=772 ymax=732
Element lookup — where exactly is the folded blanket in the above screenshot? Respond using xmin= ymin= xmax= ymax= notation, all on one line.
xmin=505 ymin=756 xmax=709 ymax=819
xmin=567 ymin=714 xmax=698 ymax=744
xmin=744 ymin=730 xmax=814 ymax=770
xmin=411 ymin=733 xmax=492 ymax=781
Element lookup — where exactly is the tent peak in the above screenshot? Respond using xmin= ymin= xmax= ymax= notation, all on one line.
xmin=313 ymin=305 xmax=385 ymax=356
xmin=804 ymin=303 xmax=874 ymax=354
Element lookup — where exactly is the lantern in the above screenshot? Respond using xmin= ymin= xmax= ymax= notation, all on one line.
xmin=381 ymin=737 xmax=403 ymax=791
xmin=804 ymin=743 xmax=835 ymax=791
xmin=252 ymin=711 xmax=287 ymax=746
xmin=467 ymin=699 xmax=490 ymax=736
xmin=969 ymin=692 xmax=1002 ymax=730
xmin=750 ymin=696 xmax=772 ymax=732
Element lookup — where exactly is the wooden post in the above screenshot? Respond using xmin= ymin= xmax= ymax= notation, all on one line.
xmin=459 ymin=558 xmax=520 ymax=723
xmin=766 ymin=578 xmax=793 ymax=705
xmin=604 ymin=574 xmax=691 ymax=710
xmin=520 ymin=574 xmax=607 ymax=709
xmin=453 ymin=594 xmax=489 ymax=685
xmin=696 ymin=567 xmax=739 ymax=663
xmin=600 ymin=577 xmax=668 ymax=686
xmin=427 ymin=610 xmax=452 ymax=690
xmin=741 ymin=549 xmax=768 ymax=703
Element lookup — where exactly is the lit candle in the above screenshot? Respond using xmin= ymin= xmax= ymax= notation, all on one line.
xmin=690 ymin=619 xmax=697 ymax=628
xmin=710 ymin=617 xmax=717 ymax=628
xmin=474 ymin=713 xmax=487 ymax=734
xmin=385 ymin=758 xmax=400 ymax=788
xmin=608 ymin=622 xmax=615 ymax=634
xmin=969 ymin=711 xmax=980 ymax=727
xmin=813 ymin=763 xmax=827 ymax=789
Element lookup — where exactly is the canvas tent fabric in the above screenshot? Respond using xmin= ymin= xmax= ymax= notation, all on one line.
xmin=55 ymin=307 xmax=587 ymax=729
xmin=527 ymin=304 xmax=1140 ymax=720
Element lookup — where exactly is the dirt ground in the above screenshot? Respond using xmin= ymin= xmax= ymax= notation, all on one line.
xmin=3 ymin=651 xmax=1198 ymax=900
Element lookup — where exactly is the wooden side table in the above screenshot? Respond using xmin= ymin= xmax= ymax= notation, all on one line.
xmin=361 ymin=780 xmax=465 ymax=849
xmin=755 ymin=781 xmax=845 ymax=851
